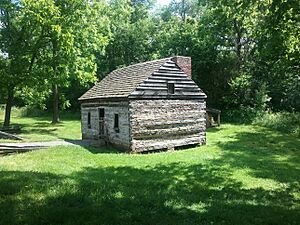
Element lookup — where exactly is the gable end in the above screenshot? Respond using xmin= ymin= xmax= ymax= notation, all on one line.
xmin=129 ymin=60 xmax=206 ymax=99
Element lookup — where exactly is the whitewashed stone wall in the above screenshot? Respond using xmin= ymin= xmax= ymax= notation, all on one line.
xmin=81 ymin=107 xmax=99 ymax=140
xmin=81 ymin=101 xmax=130 ymax=150
xmin=129 ymin=99 xmax=206 ymax=152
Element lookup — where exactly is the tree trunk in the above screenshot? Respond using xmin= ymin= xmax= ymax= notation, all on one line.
xmin=52 ymin=84 xmax=60 ymax=123
xmin=3 ymin=86 xmax=14 ymax=128
xmin=233 ymin=19 xmax=242 ymax=69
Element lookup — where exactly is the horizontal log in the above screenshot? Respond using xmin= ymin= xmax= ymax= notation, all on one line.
xmin=132 ymin=129 xmax=203 ymax=140
xmin=147 ymin=76 xmax=188 ymax=81
xmin=130 ymin=111 xmax=205 ymax=119
xmin=138 ymin=83 xmax=199 ymax=88
xmin=132 ymin=119 xmax=206 ymax=128
xmin=135 ymin=87 xmax=168 ymax=91
xmin=144 ymin=79 xmax=194 ymax=84
xmin=132 ymin=136 xmax=203 ymax=152
xmin=129 ymin=95 xmax=206 ymax=99
xmin=132 ymin=123 xmax=204 ymax=134
xmin=206 ymin=108 xmax=221 ymax=114
xmin=159 ymin=66 xmax=182 ymax=71
xmin=152 ymin=73 xmax=187 ymax=78
xmin=0 ymin=131 xmax=23 ymax=140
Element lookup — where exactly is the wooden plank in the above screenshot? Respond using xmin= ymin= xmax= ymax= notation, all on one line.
xmin=147 ymin=76 xmax=189 ymax=81
xmin=135 ymin=87 xmax=203 ymax=93
xmin=0 ymin=131 xmax=23 ymax=140
xmin=152 ymin=73 xmax=186 ymax=77
xmin=175 ymin=88 xmax=201 ymax=92
xmin=138 ymin=83 xmax=199 ymax=88
xmin=206 ymin=108 xmax=221 ymax=114
xmin=143 ymin=79 xmax=195 ymax=84
xmin=159 ymin=66 xmax=181 ymax=71
xmin=136 ymin=87 xmax=168 ymax=91
xmin=161 ymin=65 xmax=178 ymax=69
xmin=129 ymin=95 xmax=206 ymax=99
xmin=131 ymin=90 xmax=204 ymax=96
xmin=132 ymin=129 xmax=203 ymax=140
xmin=138 ymin=83 xmax=167 ymax=87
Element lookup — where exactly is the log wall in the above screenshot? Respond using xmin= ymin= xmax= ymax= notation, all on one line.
xmin=129 ymin=99 xmax=206 ymax=152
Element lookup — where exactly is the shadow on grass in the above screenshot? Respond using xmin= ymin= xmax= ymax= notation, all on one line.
xmin=0 ymin=162 xmax=299 ymax=225
xmin=0 ymin=126 xmax=299 ymax=225
xmin=7 ymin=118 xmax=81 ymax=141
xmin=215 ymin=128 xmax=300 ymax=184
xmin=20 ymin=112 xmax=80 ymax=121
xmin=206 ymin=126 xmax=223 ymax=133
xmin=64 ymin=139 xmax=119 ymax=154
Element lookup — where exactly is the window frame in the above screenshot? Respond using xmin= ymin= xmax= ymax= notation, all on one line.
xmin=114 ymin=114 xmax=119 ymax=133
xmin=98 ymin=108 xmax=105 ymax=120
xmin=87 ymin=112 xmax=91 ymax=129
xmin=167 ymin=82 xmax=175 ymax=94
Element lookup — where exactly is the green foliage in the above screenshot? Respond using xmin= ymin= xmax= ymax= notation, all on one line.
xmin=0 ymin=0 xmax=111 ymax=123
xmin=1 ymin=0 xmax=300 ymax=119
xmin=223 ymin=107 xmax=260 ymax=124
xmin=15 ymin=86 xmax=52 ymax=110
xmin=97 ymin=0 xmax=156 ymax=77
xmin=24 ymin=0 xmax=110 ymax=87
xmin=254 ymin=0 xmax=300 ymax=111
xmin=254 ymin=111 xmax=300 ymax=138
xmin=0 ymin=123 xmax=299 ymax=224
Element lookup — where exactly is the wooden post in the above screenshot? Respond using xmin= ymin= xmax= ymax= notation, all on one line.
xmin=217 ymin=113 xmax=220 ymax=126
xmin=3 ymin=86 xmax=14 ymax=128
xmin=52 ymin=84 xmax=60 ymax=124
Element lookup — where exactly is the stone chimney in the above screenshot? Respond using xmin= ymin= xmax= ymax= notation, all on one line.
xmin=171 ymin=56 xmax=192 ymax=78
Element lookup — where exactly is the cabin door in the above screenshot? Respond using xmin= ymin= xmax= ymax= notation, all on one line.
xmin=98 ymin=108 xmax=105 ymax=138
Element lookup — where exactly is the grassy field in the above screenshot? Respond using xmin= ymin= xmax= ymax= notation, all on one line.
xmin=0 ymin=116 xmax=299 ymax=224
xmin=0 ymin=109 xmax=81 ymax=142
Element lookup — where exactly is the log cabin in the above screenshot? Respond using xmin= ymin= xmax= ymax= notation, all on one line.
xmin=79 ymin=56 xmax=207 ymax=152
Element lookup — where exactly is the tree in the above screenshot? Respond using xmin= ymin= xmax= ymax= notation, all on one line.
xmin=0 ymin=0 xmax=48 ymax=127
xmin=25 ymin=0 xmax=110 ymax=123
xmin=255 ymin=0 xmax=300 ymax=111
xmin=97 ymin=0 xmax=156 ymax=77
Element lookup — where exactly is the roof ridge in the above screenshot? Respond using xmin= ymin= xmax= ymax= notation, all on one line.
xmin=112 ymin=57 xmax=172 ymax=73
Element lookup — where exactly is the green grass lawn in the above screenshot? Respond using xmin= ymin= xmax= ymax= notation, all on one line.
xmin=0 ymin=116 xmax=299 ymax=224
xmin=0 ymin=110 xmax=81 ymax=142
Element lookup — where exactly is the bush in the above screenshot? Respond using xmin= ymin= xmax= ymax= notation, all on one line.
xmin=253 ymin=111 xmax=300 ymax=137
xmin=222 ymin=106 xmax=262 ymax=123
xmin=20 ymin=106 xmax=49 ymax=117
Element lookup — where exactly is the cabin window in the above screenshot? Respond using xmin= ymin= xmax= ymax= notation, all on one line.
xmin=167 ymin=83 xmax=175 ymax=94
xmin=99 ymin=108 xmax=104 ymax=120
xmin=87 ymin=112 xmax=91 ymax=129
xmin=114 ymin=114 xmax=119 ymax=133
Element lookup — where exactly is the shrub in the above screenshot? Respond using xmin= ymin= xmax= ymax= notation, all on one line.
xmin=223 ymin=106 xmax=262 ymax=123
xmin=253 ymin=111 xmax=300 ymax=137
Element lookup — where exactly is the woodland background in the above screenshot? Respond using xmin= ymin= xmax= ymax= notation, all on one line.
xmin=1 ymin=0 xmax=299 ymax=126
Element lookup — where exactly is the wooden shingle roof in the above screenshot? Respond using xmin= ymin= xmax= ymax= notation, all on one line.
xmin=79 ymin=58 xmax=171 ymax=101
xmin=79 ymin=57 xmax=206 ymax=101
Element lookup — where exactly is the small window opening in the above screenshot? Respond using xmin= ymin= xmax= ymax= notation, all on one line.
xmin=114 ymin=114 xmax=119 ymax=133
xmin=87 ymin=112 xmax=91 ymax=129
xmin=99 ymin=108 xmax=104 ymax=120
xmin=167 ymin=83 xmax=175 ymax=94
